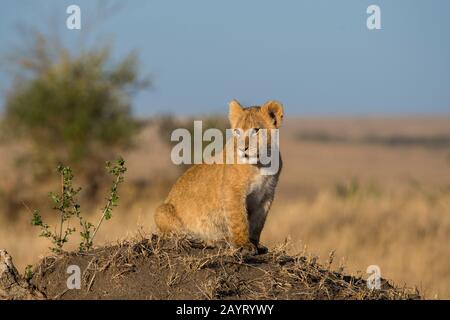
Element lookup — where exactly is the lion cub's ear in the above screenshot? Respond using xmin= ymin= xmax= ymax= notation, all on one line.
xmin=261 ymin=100 xmax=284 ymax=128
xmin=229 ymin=100 xmax=244 ymax=128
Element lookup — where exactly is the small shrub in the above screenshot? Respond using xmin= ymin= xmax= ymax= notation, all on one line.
xmin=335 ymin=178 xmax=381 ymax=199
xmin=2 ymin=33 xmax=148 ymax=181
xmin=24 ymin=265 xmax=34 ymax=282
xmin=31 ymin=157 xmax=127 ymax=253
xmin=335 ymin=178 xmax=361 ymax=199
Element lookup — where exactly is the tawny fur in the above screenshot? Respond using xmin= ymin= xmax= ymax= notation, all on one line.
xmin=154 ymin=100 xmax=284 ymax=252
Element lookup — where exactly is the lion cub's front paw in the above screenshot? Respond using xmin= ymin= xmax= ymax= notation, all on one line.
xmin=256 ymin=244 xmax=268 ymax=255
xmin=236 ymin=243 xmax=258 ymax=256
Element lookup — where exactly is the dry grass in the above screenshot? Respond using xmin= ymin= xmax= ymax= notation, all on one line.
xmin=1 ymin=117 xmax=450 ymax=299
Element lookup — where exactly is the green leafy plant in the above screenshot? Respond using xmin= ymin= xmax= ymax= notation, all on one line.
xmin=31 ymin=157 xmax=127 ymax=253
xmin=78 ymin=158 xmax=127 ymax=251
xmin=24 ymin=265 xmax=34 ymax=282
xmin=2 ymin=32 xmax=148 ymax=185
xmin=30 ymin=166 xmax=79 ymax=253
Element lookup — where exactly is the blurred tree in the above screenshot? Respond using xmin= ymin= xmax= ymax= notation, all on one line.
xmin=2 ymin=32 xmax=149 ymax=186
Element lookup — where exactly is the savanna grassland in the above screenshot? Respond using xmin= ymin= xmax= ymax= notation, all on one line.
xmin=1 ymin=117 xmax=450 ymax=299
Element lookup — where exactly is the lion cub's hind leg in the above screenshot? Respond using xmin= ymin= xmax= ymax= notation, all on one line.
xmin=154 ymin=203 xmax=183 ymax=234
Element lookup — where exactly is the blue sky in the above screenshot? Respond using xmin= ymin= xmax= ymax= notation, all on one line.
xmin=1 ymin=0 xmax=450 ymax=116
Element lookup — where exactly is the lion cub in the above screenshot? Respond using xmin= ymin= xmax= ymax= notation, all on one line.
xmin=154 ymin=100 xmax=283 ymax=254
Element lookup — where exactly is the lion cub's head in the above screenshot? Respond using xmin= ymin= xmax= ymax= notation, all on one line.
xmin=228 ymin=100 xmax=284 ymax=164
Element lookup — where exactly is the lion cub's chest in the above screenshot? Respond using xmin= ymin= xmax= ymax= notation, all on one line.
xmin=246 ymin=169 xmax=277 ymax=206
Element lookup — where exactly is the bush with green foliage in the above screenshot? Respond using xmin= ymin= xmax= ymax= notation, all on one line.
xmin=2 ymin=35 xmax=148 ymax=174
xmin=31 ymin=157 xmax=127 ymax=253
